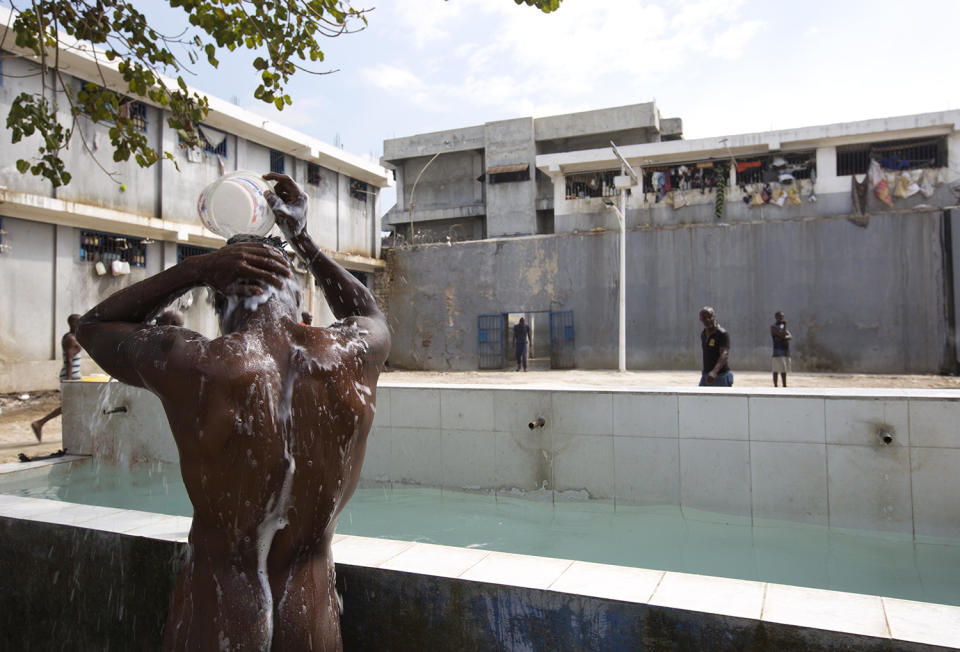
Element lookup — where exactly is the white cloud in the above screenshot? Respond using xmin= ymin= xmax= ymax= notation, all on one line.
xmin=360 ymin=64 xmax=426 ymax=91
xmin=710 ymin=20 xmax=764 ymax=60
xmin=387 ymin=0 xmax=464 ymax=48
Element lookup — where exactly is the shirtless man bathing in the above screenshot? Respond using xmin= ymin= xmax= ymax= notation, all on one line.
xmin=77 ymin=173 xmax=390 ymax=650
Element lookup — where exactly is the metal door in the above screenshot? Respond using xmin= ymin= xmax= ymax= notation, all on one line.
xmin=478 ymin=314 xmax=504 ymax=369
xmin=549 ymin=310 xmax=575 ymax=369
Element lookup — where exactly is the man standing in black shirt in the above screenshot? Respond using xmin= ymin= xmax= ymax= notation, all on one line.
xmin=513 ymin=317 xmax=532 ymax=371
xmin=699 ymin=306 xmax=733 ymax=386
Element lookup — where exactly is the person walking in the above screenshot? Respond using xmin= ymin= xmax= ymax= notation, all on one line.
xmin=513 ymin=317 xmax=532 ymax=371
xmin=31 ymin=314 xmax=82 ymax=441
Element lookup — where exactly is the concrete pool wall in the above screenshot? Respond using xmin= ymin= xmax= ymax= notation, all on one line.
xmin=63 ymin=380 xmax=960 ymax=538
xmin=1 ymin=484 xmax=959 ymax=651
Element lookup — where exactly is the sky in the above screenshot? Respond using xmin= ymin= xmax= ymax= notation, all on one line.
xmin=9 ymin=0 xmax=960 ymax=213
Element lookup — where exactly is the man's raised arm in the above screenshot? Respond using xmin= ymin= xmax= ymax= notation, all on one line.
xmin=264 ymin=173 xmax=390 ymax=360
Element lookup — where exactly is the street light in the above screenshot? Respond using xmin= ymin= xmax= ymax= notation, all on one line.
xmin=407 ymin=142 xmax=449 ymax=246
xmin=602 ymin=141 xmax=640 ymax=372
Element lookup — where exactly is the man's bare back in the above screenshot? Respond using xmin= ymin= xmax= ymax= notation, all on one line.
xmin=78 ymin=174 xmax=389 ymax=650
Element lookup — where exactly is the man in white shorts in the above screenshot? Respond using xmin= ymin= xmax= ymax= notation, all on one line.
xmin=771 ymin=311 xmax=792 ymax=387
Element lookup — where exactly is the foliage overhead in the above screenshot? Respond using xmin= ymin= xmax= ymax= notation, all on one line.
xmin=3 ymin=0 xmax=562 ymax=188
xmin=514 ymin=0 xmax=562 ymax=12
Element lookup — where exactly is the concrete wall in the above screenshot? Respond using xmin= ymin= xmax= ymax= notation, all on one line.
xmin=484 ymin=117 xmax=537 ymax=237
xmin=61 ymin=381 xmax=960 ymax=538
xmin=381 ymin=209 xmax=952 ymax=374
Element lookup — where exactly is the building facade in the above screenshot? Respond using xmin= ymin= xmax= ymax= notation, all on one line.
xmin=0 ymin=9 xmax=391 ymax=392
xmin=381 ymin=103 xmax=683 ymax=244
xmin=378 ymin=106 xmax=960 ymax=374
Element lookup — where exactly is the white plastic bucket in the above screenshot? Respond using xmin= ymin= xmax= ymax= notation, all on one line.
xmin=197 ymin=171 xmax=275 ymax=238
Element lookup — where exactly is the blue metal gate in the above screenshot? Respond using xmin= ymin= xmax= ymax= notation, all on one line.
xmin=478 ymin=314 xmax=505 ymax=369
xmin=549 ymin=310 xmax=575 ymax=369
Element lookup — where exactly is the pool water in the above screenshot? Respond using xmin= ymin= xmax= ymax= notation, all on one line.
xmin=3 ymin=460 xmax=960 ymax=607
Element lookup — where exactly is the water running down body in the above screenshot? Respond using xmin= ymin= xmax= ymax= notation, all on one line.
xmin=77 ymin=172 xmax=390 ymax=651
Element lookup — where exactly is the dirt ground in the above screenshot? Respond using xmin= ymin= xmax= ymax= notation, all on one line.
xmin=2 ymin=370 xmax=957 ymax=464
xmin=0 ymin=391 xmax=65 ymax=464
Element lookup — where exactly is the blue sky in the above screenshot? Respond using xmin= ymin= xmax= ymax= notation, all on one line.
xmin=8 ymin=0 xmax=960 ymax=213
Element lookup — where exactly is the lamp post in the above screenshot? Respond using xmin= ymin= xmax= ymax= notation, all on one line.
xmin=407 ymin=151 xmax=442 ymax=246
xmin=604 ymin=141 xmax=640 ymax=372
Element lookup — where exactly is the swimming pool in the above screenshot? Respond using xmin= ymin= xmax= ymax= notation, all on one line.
xmin=3 ymin=458 xmax=959 ymax=608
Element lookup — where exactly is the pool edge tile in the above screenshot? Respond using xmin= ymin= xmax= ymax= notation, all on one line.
xmin=649 ymin=571 xmax=765 ymax=620
xmin=762 ymin=582 xmax=889 ymax=639
xmin=459 ymin=551 xmax=574 ymax=590
xmin=882 ymin=597 xmax=960 ymax=649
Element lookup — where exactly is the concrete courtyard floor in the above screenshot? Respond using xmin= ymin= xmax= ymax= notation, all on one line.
xmin=380 ymin=368 xmax=960 ymax=389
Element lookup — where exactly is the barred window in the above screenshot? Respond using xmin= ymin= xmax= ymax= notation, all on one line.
xmin=179 ymin=124 xmax=228 ymax=157
xmin=79 ymin=230 xmax=147 ymax=268
xmin=307 ymin=163 xmax=322 ymax=185
xmin=176 ymin=244 xmax=213 ymax=264
xmin=270 ymin=149 xmax=285 ymax=174
xmin=349 ymin=178 xmax=368 ymax=202
xmin=79 ymin=86 xmax=148 ymax=133
xmin=836 ymin=137 xmax=946 ymax=176
xmin=120 ymin=99 xmax=148 ymax=133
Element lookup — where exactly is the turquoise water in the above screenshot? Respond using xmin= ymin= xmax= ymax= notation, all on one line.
xmin=3 ymin=460 xmax=960 ymax=607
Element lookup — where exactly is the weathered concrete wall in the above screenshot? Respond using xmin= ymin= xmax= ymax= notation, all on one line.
xmin=390 ymin=151 xmax=484 ymax=216
xmin=484 ymin=118 xmax=537 ymax=237
xmin=382 ymin=210 xmax=951 ymax=373
xmin=0 ymin=217 xmax=56 ymax=362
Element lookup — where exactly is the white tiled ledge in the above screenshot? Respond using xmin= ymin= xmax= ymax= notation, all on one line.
xmin=3 ymin=494 xmax=958 ymax=649
xmin=376 ymin=379 xmax=960 ymax=399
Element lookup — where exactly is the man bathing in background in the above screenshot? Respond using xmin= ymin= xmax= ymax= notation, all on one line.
xmin=31 ymin=314 xmax=82 ymax=441
xmin=77 ymin=173 xmax=390 ymax=650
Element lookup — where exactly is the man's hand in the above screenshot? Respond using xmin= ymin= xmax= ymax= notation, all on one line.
xmin=197 ymin=242 xmax=292 ymax=296
xmin=263 ymin=172 xmax=308 ymax=238
xmin=706 ymin=371 xmax=717 ymax=384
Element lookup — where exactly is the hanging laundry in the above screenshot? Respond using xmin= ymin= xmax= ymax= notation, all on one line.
xmin=787 ymin=186 xmax=802 ymax=205
xmin=770 ymin=187 xmax=787 ymax=207
xmin=920 ymin=168 xmax=938 ymax=198
xmin=868 ymin=159 xmax=885 ymax=187
xmin=893 ymin=172 xmax=919 ymax=199
xmin=714 ymin=165 xmax=727 ymax=219
xmin=874 ymin=179 xmax=893 ymax=206
xmin=851 ymin=174 xmax=870 ymax=216
xmin=672 ymin=191 xmax=687 ymax=209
